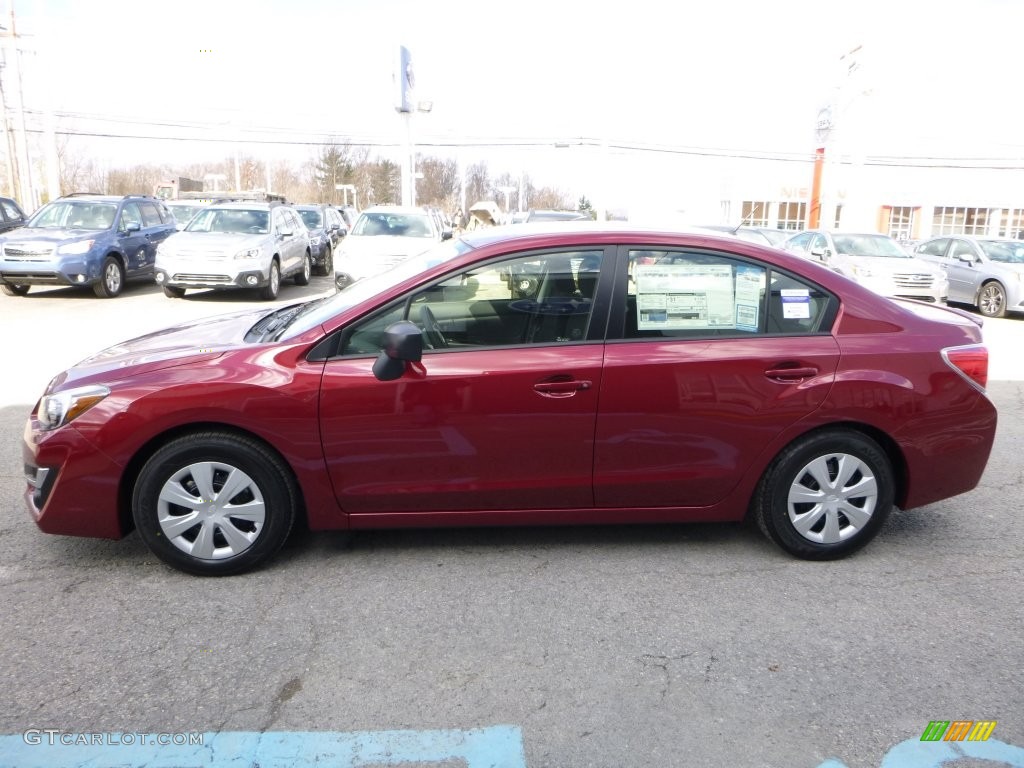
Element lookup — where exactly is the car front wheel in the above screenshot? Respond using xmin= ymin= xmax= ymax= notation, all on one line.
xmin=162 ymin=286 xmax=186 ymax=299
xmin=1 ymin=283 xmax=29 ymax=296
xmin=754 ymin=430 xmax=894 ymax=560
xmin=978 ymin=281 xmax=1006 ymax=318
xmin=93 ymin=256 xmax=124 ymax=298
xmin=295 ymin=251 xmax=311 ymax=286
xmin=260 ymin=260 xmax=280 ymax=300
xmin=316 ymin=245 xmax=333 ymax=276
xmin=132 ymin=432 xmax=297 ymax=576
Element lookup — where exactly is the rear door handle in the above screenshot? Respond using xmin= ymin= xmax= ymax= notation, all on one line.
xmin=764 ymin=366 xmax=819 ymax=383
xmin=533 ymin=379 xmax=592 ymax=398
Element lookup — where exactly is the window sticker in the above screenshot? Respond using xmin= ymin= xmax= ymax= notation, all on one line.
xmin=636 ymin=264 xmax=736 ymax=330
xmin=781 ymin=288 xmax=812 ymax=319
xmin=734 ymin=265 xmax=765 ymax=332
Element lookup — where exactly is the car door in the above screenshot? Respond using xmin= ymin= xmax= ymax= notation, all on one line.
xmin=946 ymin=238 xmax=982 ymax=303
xmin=593 ymin=246 xmax=840 ymax=508
xmin=136 ymin=201 xmax=172 ymax=274
xmin=318 ymin=248 xmax=611 ymax=516
xmin=116 ymin=202 xmax=150 ymax=275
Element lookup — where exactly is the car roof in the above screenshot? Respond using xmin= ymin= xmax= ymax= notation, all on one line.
xmin=459 ymin=220 xmax=767 ymax=249
xmin=359 ymin=205 xmax=433 ymax=216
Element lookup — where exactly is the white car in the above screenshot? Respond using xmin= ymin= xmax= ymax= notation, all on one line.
xmin=334 ymin=205 xmax=452 ymax=289
xmin=782 ymin=230 xmax=947 ymax=304
xmin=155 ymin=202 xmax=312 ymax=300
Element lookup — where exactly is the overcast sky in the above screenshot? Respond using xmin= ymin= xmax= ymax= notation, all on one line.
xmin=11 ymin=0 xmax=1024 ymax=202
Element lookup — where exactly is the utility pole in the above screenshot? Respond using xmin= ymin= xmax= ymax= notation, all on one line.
xmin=1 ymin=4 xmax=34 ymax=207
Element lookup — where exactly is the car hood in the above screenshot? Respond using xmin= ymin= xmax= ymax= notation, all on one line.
xmin=1 ymin=227 xmax=103 ymax=246
xmin=339 ymin=234 xmax=435 ymax=259
xmin=49 ymin=308 xmax=269 ymax=392
xmin=161 ymin=231 xmax=267 ymax=255
xmin=838 ymin=254 xmax=941 ymax=274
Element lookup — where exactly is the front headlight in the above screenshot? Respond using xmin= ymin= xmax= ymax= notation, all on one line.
xmin=309 ymin=235 xmax=322 ymax=247
xmin=37 ymin=385 xmax=110 ymax=431
xmin=57 ymin=240 xmax=95 ymax=256
xmin=234 ymin=248 xmax=261 ymax=260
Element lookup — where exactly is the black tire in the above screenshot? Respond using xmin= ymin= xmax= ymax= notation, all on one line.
xmin=132 ymin=432 xmax=297 ymax=576
xmin=93 ymin=256 xmax=124 ymax=298
xmin=753 ymin=429 xmax=894 ymax=560
xmin=315 ymin=245 xmax=333 ymax=276
xmin=977 ymin=281 xmax=1006 ymax=318
xmin=295 ymin=251 xmax=311 ymax=286
xmin=1 ymin=283 xmax=29 ymax=296
xmin=260 ymin=260 xmax=281 ymax=300
xmin=162 ymin=285 xmax=186 ymax=299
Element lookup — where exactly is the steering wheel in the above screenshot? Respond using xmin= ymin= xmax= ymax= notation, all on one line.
xmin=419 ymin=305 xmax=448 ymax=350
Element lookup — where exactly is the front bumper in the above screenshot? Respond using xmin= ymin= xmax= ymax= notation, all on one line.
xmin=1 ymin=257 xmax=102 ymax=287
xmin=22 ymin=416 xmax=127 ymax=540
xmin=155 ymin=267 xmax=270 ymax=290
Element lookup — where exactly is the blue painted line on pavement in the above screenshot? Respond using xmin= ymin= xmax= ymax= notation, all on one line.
xmin=818 ymin=737 xmax=1024 ymax=768
xmin=0 ymin=726 xmax=527 ymax=768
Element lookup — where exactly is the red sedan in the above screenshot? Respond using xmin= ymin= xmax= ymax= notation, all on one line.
xmin=22 ymin=225 xmax=997 ymax=575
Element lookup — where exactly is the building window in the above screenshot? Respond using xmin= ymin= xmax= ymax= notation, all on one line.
xmin=885 ymin=206 xmax=916 ymax=241
xmin=740 ymin=201 xmax=770 ymax=227
xmin=999 ymin=209 xmax=1024 ymax=239
xmin=933 ymin=206 xmax=991 ymax=236
xmin=777 ymin=202 xmax=806 ymax=230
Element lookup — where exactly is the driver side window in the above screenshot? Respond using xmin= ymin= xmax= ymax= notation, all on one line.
xmin=339 ymin=250 xmax=605 ymax=355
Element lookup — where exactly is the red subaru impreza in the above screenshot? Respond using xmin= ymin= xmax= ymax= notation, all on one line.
xmin=22 ymin=225 xmax=997 ymax=575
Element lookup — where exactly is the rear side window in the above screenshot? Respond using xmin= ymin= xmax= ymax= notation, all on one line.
xmin=139 ymin=202 xmax=163 ymax=227
xmin=621 ymin=249 xmax=835 ymax=339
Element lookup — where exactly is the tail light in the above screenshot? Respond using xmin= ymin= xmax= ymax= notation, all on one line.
xmin=941 ymin=344 xmax=989 ymax=392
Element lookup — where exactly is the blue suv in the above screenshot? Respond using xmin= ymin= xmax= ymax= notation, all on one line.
xmin=0 ymin=194 xmax=176 ymax=298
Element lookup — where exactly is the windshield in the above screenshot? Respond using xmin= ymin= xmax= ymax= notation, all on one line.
xmin=29 ymin=201 xmax=117 ymax=230
xmin=979 ymin=240 xmax=1024 ymax=263
xmin=186 ymin=208 xmax=269 ymax=234
xmin=280 ymin=238 xmax=473 ymax=339
xmin=298 ymin=209 xmax=323 ymax=230
xmin=352 ymin=211 xmax=435 ymax=238
xmin=833 ymin=234 xmax=909 ymax=258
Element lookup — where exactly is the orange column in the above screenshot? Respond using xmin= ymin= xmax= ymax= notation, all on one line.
xmin=808 ymin=147 xmax=825 ymax=228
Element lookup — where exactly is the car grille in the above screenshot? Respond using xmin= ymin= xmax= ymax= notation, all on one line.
xmin=893 ymin=273 xmax=934 ymax=289
xmin=172 ymin=273 xmax=233 ymax=284
xmin=3 ymin=244 xmax=54 ymax=261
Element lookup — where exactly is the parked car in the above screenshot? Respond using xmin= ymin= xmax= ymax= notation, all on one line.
xmin=333 ymin=204 xmax=358 ymax=230
xmin=295 ymin=204 xmax=347 ymax=276
xmin=23 ymin=225 xmax=996 ymax=575
xmin=163 ymin=200 xmax=208 ymax=231
xmin=782 ymin=230 xmax=947 ymax=303
xmin=914 ymin=235 xmax=1024 ymax=318
xmin=0 ymin=194 xmax=176 ymax=298
xmin=0 ymin=196 xmax=28 ymax=234
xmin=334 ymin=205 xmax=452 ymax=289
xmin=154 ymin=201 xmax=311 ymax=300
xmin=523 ymin=209 xmax=591 ymax=222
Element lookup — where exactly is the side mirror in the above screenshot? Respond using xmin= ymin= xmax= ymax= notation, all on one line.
xmin=958 ymin=254 xmax=974 ymax=264
xmin=372 ymin=321 xmax=424 ymax=381
xmin=441 ymin=229 xmax=454 ymax=241
xmin=124 ymin=221 xmax=141 ymax=233
xmin=278 ymin=228 xmax=293 ymax=238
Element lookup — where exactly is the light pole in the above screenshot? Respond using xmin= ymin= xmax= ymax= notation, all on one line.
xmin=497 ymin=185 xmax=515 ymax=222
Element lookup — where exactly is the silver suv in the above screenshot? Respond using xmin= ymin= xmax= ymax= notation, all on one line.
xmin=155 ymin=202 xmax=311 ymax=299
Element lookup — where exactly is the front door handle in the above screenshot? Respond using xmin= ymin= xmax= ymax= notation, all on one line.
xmin=533 ymin=378 xmax=592 ymax=398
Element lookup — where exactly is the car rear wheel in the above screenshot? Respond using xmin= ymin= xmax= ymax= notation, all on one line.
xmin=1 ymin=283 xmax=29 ymax=296
xmin=295 ymin=251 xmax=311 ymax=286
xmin=132 ymin=432 xmax=297 ymax=576
xmin=93 ymin=256 xmax=124 ymax=298
xmin=162 ymin=286 xmax=186 ymax=299
xmin=754 ymin=430 xmax=893 ymax=560
xmin=977 ymin=281 xmax=1006 ymax=318
xmin=260 ymin=260 xmax=280 ymax=300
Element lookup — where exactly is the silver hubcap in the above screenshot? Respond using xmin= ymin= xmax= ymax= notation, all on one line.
xmin=157 ymin=461 xmax=266 ymax=560
xmin=787 ymin=453 xmax=877 ymax=544
xmin=981 ymin=285 xmax=1003 ymax=315
xmin=106 ymin=263 xmax=121 ymax=292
